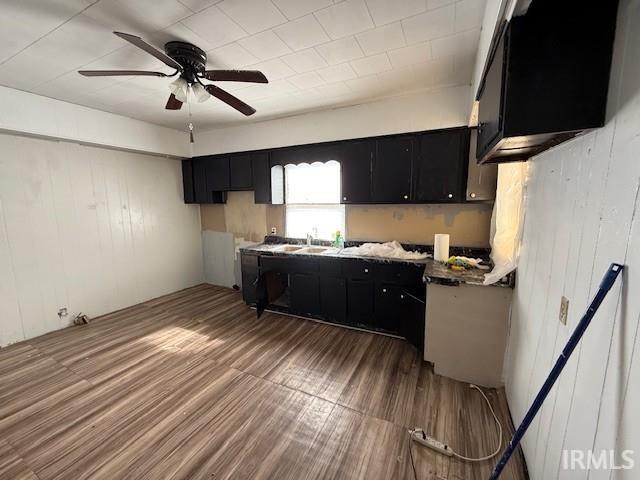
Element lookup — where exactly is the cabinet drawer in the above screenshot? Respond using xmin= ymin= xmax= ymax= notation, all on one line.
xmin=342 ymin=259 xmax=375 ymax=280
xmin=374 ymin=262 xmax=423 ymax=286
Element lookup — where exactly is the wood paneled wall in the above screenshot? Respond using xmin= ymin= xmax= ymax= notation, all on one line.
xmin=504 ymin=0 xmax=640 ymax=477
xmin=0 ymin=133 xmax=204 ymax=346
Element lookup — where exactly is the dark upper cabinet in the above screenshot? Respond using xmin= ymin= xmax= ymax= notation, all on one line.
xmin=229 ymin=154 xmax=253 ymax=190
xmin=340 ymin=140 xmax=373 ymax=204
xmin=372 ymin=136 xmax=413 ymax=203
xmin=251 ymin=153 xmax=272 ymax=204
xmin=476 ymin=0 xmax=619 ymax=164
xmin=414 ymin=128 xmax=470 ymax=203
xmin=191 ymin=157 xmax=226 ymax=204
xmin=181 ymin=160 xmax=195 ymax=204
xmin=205 ymin=155 xmax=230 ymax=191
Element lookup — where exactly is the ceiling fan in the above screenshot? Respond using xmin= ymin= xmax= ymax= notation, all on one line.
xmin=78 ymin=31 xmax=268 ymax=116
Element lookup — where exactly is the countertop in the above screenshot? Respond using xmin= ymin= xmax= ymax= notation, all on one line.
xmin=240 ymin=237 xmax=513 ymax=288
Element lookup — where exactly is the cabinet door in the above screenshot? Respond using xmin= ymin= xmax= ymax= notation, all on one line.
xmin=414 ymin=129 xmax=470 ymax=203
xmin=192 ymin=157 xmax=209 ymax=203
xmin=182 ymin=159 xmax=195 ymax=204
xmin=347 ymin=279 xmax=374 ymax=326
xmin=206 ymin=155 xmax=230 ymax=191
xmin=477 ymin=29 xmax=506 ymax=161
xmin=399 ymin=290 xmax=425 ymax=351
xmin=230 ymin=154 xmax=253 ymax=190
xmin=241 ymin=253 xmax=259 ymax=305
xmin=372 ymin=137 xmax=412 ymax=203
xmin=374 ymin=284 xmax=403 ymax=333
xmin=251 ymin=153 xmax=271 ymax=203
xmin=290 ymin=273 xmax=320 ymax=317
xmin=320 ymin=276 xmax=346 ymax=324
xmin=340 ymin=141 xmax=373 ymax=204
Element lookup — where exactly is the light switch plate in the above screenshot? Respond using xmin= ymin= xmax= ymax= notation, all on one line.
xmin=559 ymin=296 xmax=569 ymax=325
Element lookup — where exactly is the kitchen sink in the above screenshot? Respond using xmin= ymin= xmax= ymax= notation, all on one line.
xmin=301 ymin=247 xmax=329 ymax=254
xmin=275 ymin=245 xmax=304 ymax=252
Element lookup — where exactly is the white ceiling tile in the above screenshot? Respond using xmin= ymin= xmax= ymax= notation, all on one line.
xmin=178 ymin=0 xmax=223 ymax=13
xmin=288 ymin=71 xmax=325 ymax=89
xmin=364 ymin=0 xmax=427 ymax=26
xmin=84 ymin=0 xmax=192 ymax=33
xmin=247 ymin=58 xmax=295 ymax=80
xmin=316 ymin=37 xmax=364 ymax=65
xmin=314 ymin=0 xmax=374 ymax=40
xmin=207 ymin=42 xmax=259 ymax=68
xmin=345 ymin=74 xmax=385 ymax=98
xmin=281 ymin=48 xmax=328 ymax=73
xmin=149 ymin=21 xmax=216 ymax=52
xmin=411 ymin=56 xmax=457 ymax=87
xmin=237 ymin=79 xmax=298 ymax=100
xmin=317 ymin=63 xmax=357 ymax=83
xmin=272 ymin=0 xmax=333 ymax=20
xmin=315 ymin=81 xmax=351 ymax=98
xmin=401 ymin=5 xmax=455 ymax=44
xmin=350 ymin=53 xmax=391 ymax=76
xmin=85 ymin=45 xmax=164 ymax=71
xmin=376 ymin=65 xmax=420 ymax=92
xmin=427 ymin=0 xmax=456 ymax=8
xmin=431 ymin=29 xmax=480 ymax=59
xmin=355 ymin=22 xmax=405 ymax=56
xmin=273 ymin=15 xmax=330 ymax=51
xmin=218 ymin=0 xmax=286 ymax=34
xmin=387 ymin=41 xmax=432 ymax=68
xmin=238 ymin=30 xmax=291 ymax=60
xmin=181 ymin=5 xmax=247 ymax=48
xmin=454 ymin=0 xmax=486 ymax=32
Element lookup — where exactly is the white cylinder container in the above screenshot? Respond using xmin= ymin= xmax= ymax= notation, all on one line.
xmin=434 ymin=234 xmax=450 ymax=262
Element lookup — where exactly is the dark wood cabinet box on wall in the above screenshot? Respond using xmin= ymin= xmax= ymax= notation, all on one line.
xmin=476 ymin=0 xmax=619 ymax=164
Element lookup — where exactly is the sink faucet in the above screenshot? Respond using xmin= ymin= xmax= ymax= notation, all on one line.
xmin=306 ymin=232 xmax=313 ymax=245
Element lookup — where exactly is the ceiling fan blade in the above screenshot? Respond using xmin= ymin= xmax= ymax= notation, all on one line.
xmin=165 ymin=93 xmax=183 ymax=110
xmin=205 ymin=85 xmax=256 ymax=116
xmin=113 ymin=31 xmax=182 ymax=71
xmin=78 ymin=70 xmax=168 ymax=77
xmin=202 ymin=70 xmax=268 ymax=83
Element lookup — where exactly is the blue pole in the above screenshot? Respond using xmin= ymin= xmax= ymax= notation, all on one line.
xmin=489 ymin=263 xmax=624 ymax=480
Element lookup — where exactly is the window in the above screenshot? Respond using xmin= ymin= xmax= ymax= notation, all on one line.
xmin=285 ymin=161 xmax=345 ymax=241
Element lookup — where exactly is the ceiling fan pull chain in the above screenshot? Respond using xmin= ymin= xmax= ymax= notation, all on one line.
xmin=188 ymin=89 xmax=194 ymax=144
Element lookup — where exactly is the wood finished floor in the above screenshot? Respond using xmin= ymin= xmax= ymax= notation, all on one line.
xmin=0 ymin=284 xmax=528 ymax=480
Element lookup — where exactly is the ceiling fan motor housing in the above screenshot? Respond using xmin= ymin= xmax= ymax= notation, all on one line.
xmin=164 ymin=41 xmax=207 ymax=82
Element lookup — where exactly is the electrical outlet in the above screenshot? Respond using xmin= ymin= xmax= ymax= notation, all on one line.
xmin=559 ymin=296 xmax=569 ymax=325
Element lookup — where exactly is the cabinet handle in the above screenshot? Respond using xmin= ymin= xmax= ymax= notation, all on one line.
xmin=470 ymin=192 xmax=476 ymax=199
xmin=448 ymin=193 xmax=453 ymax=199
xmin=400 ymin=294 xmax=405 ymax=299
xmin=343 ymin=196 xmax=347 ymax=201
xmin=403 ymin=194 xmax=408 ymax=200
xmin=382 ymin=288 xmax=387 ymax=293
xmin=364 ymin=268 xmax=369 ymax=273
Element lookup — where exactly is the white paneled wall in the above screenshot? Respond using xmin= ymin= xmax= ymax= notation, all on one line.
xmin=0 ymin=133 xmax=203 ymax=347
xmin=504 ymin=0 xmax=640 ymax=478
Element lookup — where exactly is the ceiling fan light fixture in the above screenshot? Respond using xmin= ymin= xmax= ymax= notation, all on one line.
xmin=192 ymin=83 xmax=210 ymax=103
xmin=169 ymin=77 xmax=188 ymax=103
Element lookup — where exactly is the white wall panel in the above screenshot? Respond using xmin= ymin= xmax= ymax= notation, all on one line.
xmin=0 ymin=133 xmax=203 ymax=347
xmin=504 ymin=0 xmax=640 ymax=478
xmin=192 ymin=85 xmax=471 ymax=155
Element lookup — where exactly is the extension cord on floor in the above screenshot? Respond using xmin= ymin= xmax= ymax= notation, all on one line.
xmin=409 ymin=429 xmax=453 ymax=457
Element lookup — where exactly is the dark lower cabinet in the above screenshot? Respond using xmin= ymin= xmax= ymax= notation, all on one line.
xmin=374 ymin=284 xmax=403 ymax=333
xmin=241 ymin=252 xmax=425 ymax=350
xmin=347 ymin=279 xmax=374 ymax=326
xmin=290 ymin=273 xmax=320 ymax=317
xmin=320 ymin=276 xmax=346 ymax=323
